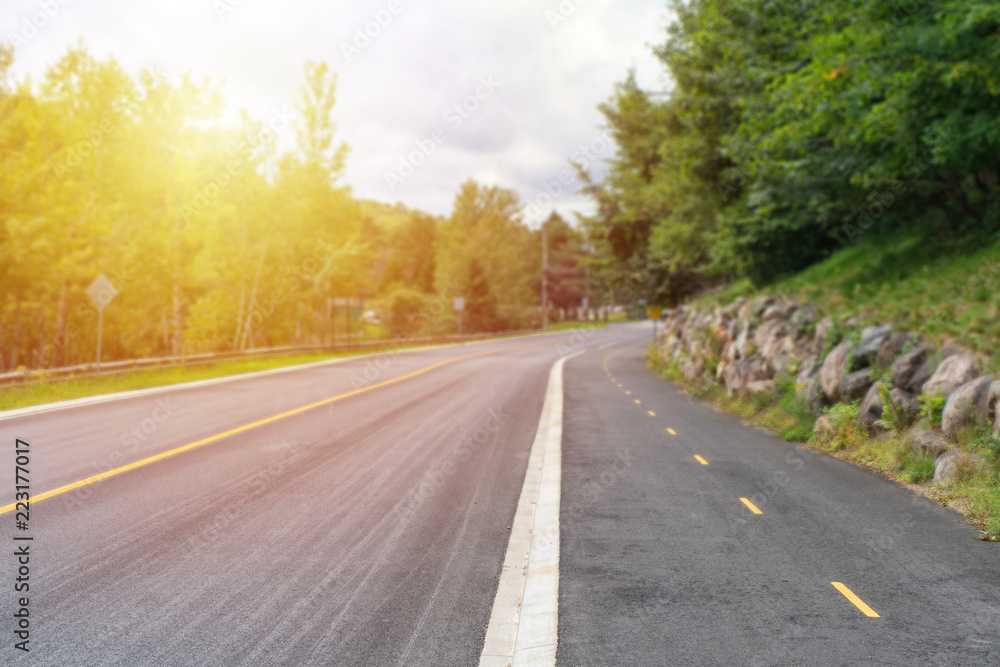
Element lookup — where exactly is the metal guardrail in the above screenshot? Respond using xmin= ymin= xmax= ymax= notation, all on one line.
xmin=0 ymin=329 xmax=547 ymax=388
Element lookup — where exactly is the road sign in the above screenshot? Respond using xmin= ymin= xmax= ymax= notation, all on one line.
xmin=86 ymin=274 xmax=118 ymax=309
xmin=86 ymin=274 xmax=118 ymax=372
xmin=454 ymin=297 xmax=465 ymax=311
xmin=646 ymin=305 xmax=662 ymax=320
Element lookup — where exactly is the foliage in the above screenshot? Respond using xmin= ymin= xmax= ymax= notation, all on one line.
xmin=918 ymin=393 xmax=947 ymax=427
xmin=584 ymin=0 xmax=1000 ymax=294
xmin=873 ymin=382 xmax=905 ymax=432
xmin=0 ymin=46 xmax=588 ymax=370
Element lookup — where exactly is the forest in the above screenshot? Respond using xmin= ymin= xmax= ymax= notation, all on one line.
xmin=581 ymin=0 xmax=1000 ymax=301
xmin=0 ymin=44 xmax=589 ymax=370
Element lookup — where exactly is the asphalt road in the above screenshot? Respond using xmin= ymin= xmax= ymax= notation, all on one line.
xmin=1 ymin=324 xmax=998 ymax=666
xmin=559 ymin=340 xmax=1000 ymax=666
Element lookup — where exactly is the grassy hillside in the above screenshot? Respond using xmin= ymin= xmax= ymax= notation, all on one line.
xmin=695 ymin=231 xmax=1000 ymax=362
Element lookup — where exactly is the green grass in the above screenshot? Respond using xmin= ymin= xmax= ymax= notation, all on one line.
xmin=646 ymin=349 xmax=816 ymax=444
xmin=0 ymin=327 xmax=568 ymax=412
xmin=0 ymin=350 xmax=368 ymax=412
xmin=689 ymin=231 xmax=1000 ymax=362
xmin=545 ymin=321 xmax=608 ymax=332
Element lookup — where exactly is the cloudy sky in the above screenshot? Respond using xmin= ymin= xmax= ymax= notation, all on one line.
xmin=3 ymin=0 xmax=669 ymax=224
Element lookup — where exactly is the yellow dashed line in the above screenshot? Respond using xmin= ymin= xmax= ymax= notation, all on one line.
xmin=831 ymin=583 xmax=880 ymax=618
xmin=647 ymin=410 xmax=655 ymax=417
xmin=694 ymin=455 xmax=708 ymax=465
xmin=667 ymin=428 xmax=677 ymax=435
xmin=634 ymin=399 xmax=641 ymax=405
xmin=739 ymin=498 xmax=763 ymax=515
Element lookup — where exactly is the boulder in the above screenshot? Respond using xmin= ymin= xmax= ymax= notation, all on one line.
xmin=859 ymin=382 xmax=885 ymax=429
xmin=923 ymin=354 xmax=980 ymax=399
xmin=910 ymin=430 xmax=950 ymax=459
xmin=761 ymin=304 xmax=785 ymax=322
xmin=891 ymin=344 xmax=930 ymax=394
xmin=682 ymin=357 xmax=704 ymax=382
xmin=820 ymin=340 xmax=853 ymax=402
xmin=795 ymin=355 xmax=820 ymax=400
xmin=750 ymin=296 xmax=775 ymax=319
xmin=856 ymin=324 xmax=893 ymax=364
xmin=746 ymin=380 xmax=777 ymax=395
xmin=755 ymin=319 xmax=782 ymax=350
xmin=813 ymin=414 xmax=835 ymax=438
xmin=941 ymin=374 xmax=996 ymax=441
xmin=725 ymin=355 xmax=768 ymax=396
xmin=889 ymin=388 xmax=921 ymax=428
xmin=875 ymin=332 xmax=917 ymax=371
xmin=839 ymin=369 xmax=874 ymax=403
xmin=735 ymin=324 xmax=754 ymax=358
xmin=807 ymin=379 xmax=830 ymax=414
xmin=933 ymin=449 xmax=986 ymax=485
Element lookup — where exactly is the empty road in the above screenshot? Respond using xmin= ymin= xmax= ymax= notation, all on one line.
xmin=1 ymin=324 xmax=998 ymax=665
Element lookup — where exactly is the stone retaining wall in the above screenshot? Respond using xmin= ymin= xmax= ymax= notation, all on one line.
xmin=655 ymin=296 xmax=996 ymax=484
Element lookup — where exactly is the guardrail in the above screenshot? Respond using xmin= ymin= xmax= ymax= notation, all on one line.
xmin=0 ymin=329 xmax=547 ymax=388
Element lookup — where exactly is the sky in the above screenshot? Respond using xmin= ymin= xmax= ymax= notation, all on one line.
xmin=3 ymin=0 xmax=669 ymax=225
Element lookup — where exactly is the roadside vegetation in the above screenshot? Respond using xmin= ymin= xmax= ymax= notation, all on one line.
xmin=0 ymin=324 xmax=602 ymax=411
xmin=691 ymin=231 xmax=1000 ymax=360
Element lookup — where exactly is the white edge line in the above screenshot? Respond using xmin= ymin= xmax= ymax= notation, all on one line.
xmin=0 ymin=329 xmax=602 ymax=423
xmin=480 ymin=351 xmax=582 ymax=667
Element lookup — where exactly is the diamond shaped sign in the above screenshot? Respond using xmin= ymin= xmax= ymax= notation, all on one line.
xmin=86 ymin=274 xmax=118 ymax=309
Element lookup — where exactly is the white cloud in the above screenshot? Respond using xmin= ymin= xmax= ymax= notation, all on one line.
xmin=2 ymin=0 xmax=669 ymax=224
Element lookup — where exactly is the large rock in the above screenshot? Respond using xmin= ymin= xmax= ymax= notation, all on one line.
xmin=821 ymin=341 xmax=853 ymax=402
xmin=923 ymin=354 xmax=981 ymax=399
xmin=889 ymin=388 xmax=921 ymax=428
xmin=910 ymin=430 xmax=950 ymax=459
xmin=813 ymin=414 xmax=835 ymax=438
xmin=859 ymin=382 xmax=886 ymax=429
xmin=807 ymin=379 xmax=830 ymax=414
xmin=746 ymin=380 xmax=777 ymax=395
xmin=795 ymin=355 xmax=821 ymax=400
xmin=941 ymin=374 xmax=996 ymax=440
xmin=839 ymin=369 xmax=875 ymax=403
xmin=682 ymin=357 xmax=705 ymax=382
xmin=725 ymin=355 xmax=768 ymax=396
xmin=933 ymin=449 xmax=986 ymax=485
xmin=856 ymin=324 xmax=893 ymax=364
xmin=875 ymin=331 xmax=917 ymax=371
xmin=891 ymin=344 xmax=930 ymax=393
xmin=734 ymin=323 xmax=754 ymax=358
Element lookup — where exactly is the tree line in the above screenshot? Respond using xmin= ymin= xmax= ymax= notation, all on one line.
xmin=0 ymin=44 xmax=592 ymax=371
xmin=580 ymin=0 xmax=1000 ymax=302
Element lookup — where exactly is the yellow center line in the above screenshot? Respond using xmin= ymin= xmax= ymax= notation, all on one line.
xmin=647 ymin=410 xmax=655 ymax=417
xmin=634 ymin=399 xmax=641 ymax=405
xmin=625 ymin=390 xmax=631 ymax=395
xmin=831 ymin=582 xmax=880 ymax=618
xmin=667 ymin=428 xmax=677 ymax=435
xmin=694 ymin=455 xmax=708 ymax=465
xmin=739 ymin=497 xmax=763 ymax=514
xmin=0 ymin=335 xmax=584 ymax=516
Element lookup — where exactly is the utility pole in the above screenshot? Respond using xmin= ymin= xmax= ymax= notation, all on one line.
xmin=541 ymin=221 xmax=548 ymax=329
